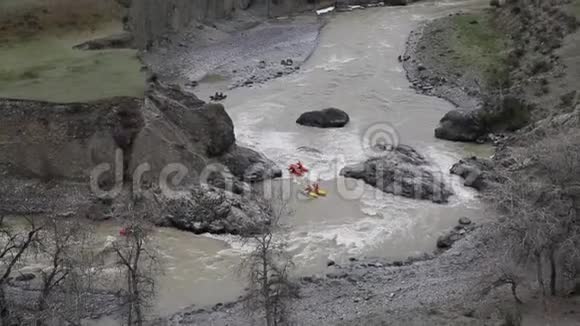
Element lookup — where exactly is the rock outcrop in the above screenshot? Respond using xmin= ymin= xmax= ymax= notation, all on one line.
xmin=0 ymin=96 xmax=143 ymax=183
xmin=0 ymin=82 xmax=280 ymax=235
xmin=436 ymin=218 xmax=476 ymax=249
xmin=160 ymin=184 xmax=269 ymax=235
xmin=216 ymin=145 xmax=282 ymax=183
xmin=450 ymin=156 xmax=497 ymax=191
xmin=73 ymin=32 xmax=134 ymax=50
xmin=339 ymin=145 xmax=453 ymax=203
xmin=127 ymin=0 xmax=336 ymax=48
xmin=434 ymin=110 xmax=485 ymax=142
xmin=296 ymin=108 xmax=350 ymax=128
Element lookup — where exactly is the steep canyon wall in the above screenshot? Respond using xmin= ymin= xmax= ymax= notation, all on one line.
xmin=126 ymin=0 xmax=335 ymax=48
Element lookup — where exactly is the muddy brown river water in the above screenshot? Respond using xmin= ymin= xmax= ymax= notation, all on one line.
xmin=95 ymin=0 xmax=492 ymax=321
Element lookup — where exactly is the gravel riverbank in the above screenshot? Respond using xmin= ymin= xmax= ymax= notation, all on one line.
xmin=402 ymin=6 xmax=506 ymax=111
xmin=144 ymin=14 xmax=326 ymax=91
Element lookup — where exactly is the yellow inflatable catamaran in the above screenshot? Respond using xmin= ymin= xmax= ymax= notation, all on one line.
xmin=306 ymin=184 xmax=327 ymax=199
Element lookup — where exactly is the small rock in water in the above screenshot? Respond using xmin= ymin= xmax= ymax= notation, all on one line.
xmin=327 ymin=271 xmax=348 ymax=279
xmin=327 ymin=260 xmax=336 ymax=267
xmin=459 ymin=217 xmax=472 ymax=225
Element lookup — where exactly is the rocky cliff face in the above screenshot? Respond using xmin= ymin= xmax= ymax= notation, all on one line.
xmin=124 ymin=0 xmax=335 ymax=48
xmin=0 ymin=82 xmax=281 ymax=234
xmin=0 ymin=97 xmax=143 ymax=182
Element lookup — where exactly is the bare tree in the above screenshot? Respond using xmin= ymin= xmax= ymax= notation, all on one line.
xmin=0 ymin=216 xmax=42 ymax=325
xmin=480 ymin=250 xmax=525 ymax=305
xmin=111 ymin=217 xmax=160 ymax=326
xmin=31 ymin=218 xmax=103 ymax=326
xmin=238 ymin=195 xmax=297 ymax=326
xmin=486 ymin=129 xmax=580 ymax=298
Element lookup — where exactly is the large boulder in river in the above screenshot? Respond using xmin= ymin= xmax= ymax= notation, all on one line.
xmin=160 ymin=184 xmax=269 ymax=235
xmin=339 ymin=145 xmax=453 ymax=203
xmin=450 ymin=156 xmax=498 ymax=191
xmin=296 ymin=108 xmax=350 ymax=128
xmin=434 ymin=109 xmax=485 ymax=142
xmin=216 ymin=145 xmax=282 ymax=183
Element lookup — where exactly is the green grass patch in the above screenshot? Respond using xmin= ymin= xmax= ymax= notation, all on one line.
xmin=450 ymin=12 xmax=510 ymax=89
xmin=0 ymin=22 xmax=145 ymax=102
xmin=0 ymin=0 xmax=119 ymax=40
xmin=573 ymin=0 xmax=580 ymax=20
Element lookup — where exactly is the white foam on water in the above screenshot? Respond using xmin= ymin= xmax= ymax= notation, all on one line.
xmin=312 ymin=54 xmax=358 ymax=71
xmin=422 ymin=144 xmax=480 ymax=206
xmin=411 ymin=14 xmax=426 ymax=21
xmin=379 ymin=41 xmax=393 ymax=48
xmin=287 ymin=217 xmax=394 ymax=266
xmin=316 ymin=6 xmax=335 ymax=15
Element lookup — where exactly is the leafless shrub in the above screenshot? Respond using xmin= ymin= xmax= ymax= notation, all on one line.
xmin=111 ymin=216 xmax=160 ymax=326
xmin=30 ymin=218 xmax=104 ymax=326
xmin=0 ymin=216 xmax=42 ymax=325
xmin=238 ymin=193 xmax=297 ymax=326
xmin=480 ymin=251 xmax=526 ymax=304
xmin=485 ymin=129 xmax=580 ymax=298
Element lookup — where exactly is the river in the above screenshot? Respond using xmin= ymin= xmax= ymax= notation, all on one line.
xmin=96 ymin=0 xmax=492 ymax=320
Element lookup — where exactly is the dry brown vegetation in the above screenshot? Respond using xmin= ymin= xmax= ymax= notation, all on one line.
xmin=485 ymin=129 xmax=580 ymax=304
xmin=0 ymin=0 xmax=120 ymax=39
